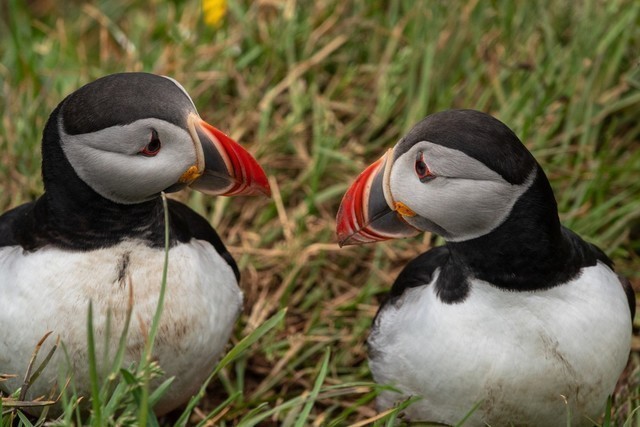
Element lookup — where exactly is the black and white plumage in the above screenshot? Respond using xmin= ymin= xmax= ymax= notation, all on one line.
xmin=336 ymin=109 xmax=634 ymax=426
xmin=0 ymin=72 xmax=270 ymax=415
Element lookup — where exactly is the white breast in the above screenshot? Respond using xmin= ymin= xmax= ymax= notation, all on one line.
xmin=369 ymin=262 xmax=632 ymax=426
xmin=0 ymin=239 xmax=242 ymax=414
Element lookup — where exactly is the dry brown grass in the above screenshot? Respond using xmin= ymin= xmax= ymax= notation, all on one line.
xmin=1 ymin=0 xmax=639 ymax=424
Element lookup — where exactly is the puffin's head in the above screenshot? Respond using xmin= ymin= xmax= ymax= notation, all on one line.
xmin=336 ymin=110 xmax=540 ymax=246
xmin=51 ymin=72 xmax=270 ymax=204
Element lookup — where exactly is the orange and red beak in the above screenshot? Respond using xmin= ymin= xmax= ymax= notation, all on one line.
xmin=336 ymin=150 xmax=420 ymax=246
xmin=184 ymin=115 xmax=271 ymax=197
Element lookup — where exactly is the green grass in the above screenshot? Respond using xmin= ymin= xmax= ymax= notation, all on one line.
xmin=1 ymin=0 xmax=639 ymax=425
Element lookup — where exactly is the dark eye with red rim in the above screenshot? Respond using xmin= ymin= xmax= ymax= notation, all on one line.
xmin=140 ymin=129 xmax=161 ymax=157
xmin=415 ymin=152 xmax=434 ymax=182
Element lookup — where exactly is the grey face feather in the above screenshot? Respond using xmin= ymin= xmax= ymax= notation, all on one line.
xmin=59 ymin=117 xmax=197 ymax=204
xmin=389 ymin=141 xmax=536 ymax=242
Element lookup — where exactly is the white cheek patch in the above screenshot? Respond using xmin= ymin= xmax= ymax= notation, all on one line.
xmin=60 ymin=117 xmax=196 ymax=204
xmin=390 ymin=142 xmax=536 ymax=241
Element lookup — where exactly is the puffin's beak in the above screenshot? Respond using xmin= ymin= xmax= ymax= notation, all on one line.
xmin=181 ymin=115 xmax=271 ymax=197
xmin=336 ymin=150 xmax=420 ymax=246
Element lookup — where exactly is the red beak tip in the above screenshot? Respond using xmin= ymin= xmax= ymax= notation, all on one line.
xmin=259 ymin=179 xmax=272 ymax=197
xmin=259 ymin=186 xmax=272 ymax=198
xmin=202 ymin=120 xmax=272 ymax=198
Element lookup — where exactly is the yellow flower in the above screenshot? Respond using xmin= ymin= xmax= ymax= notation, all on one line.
xmin=202 ymin=0 xmax=227 ymax=27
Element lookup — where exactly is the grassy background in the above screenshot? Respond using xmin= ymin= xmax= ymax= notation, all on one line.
xmin=1 ymin=0 xmax=639 ymax=425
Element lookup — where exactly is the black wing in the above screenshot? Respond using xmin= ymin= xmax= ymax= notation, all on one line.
xmin=617 ymin=274 xmax=637 ymax=322
xmin=562 ymin=226 xmax=635 ymax=322
xmin=0 ymin=202 xmax=36 ymax=248
xmin=586 ymin=242 xmax=636 ymax=322
xmin=389 ymin=244 xmax=470 ymax=305
xmin=388 ymin=245 xmax=450 ymax=299
xmin=168 ymin=199 xmax=240 ymax=282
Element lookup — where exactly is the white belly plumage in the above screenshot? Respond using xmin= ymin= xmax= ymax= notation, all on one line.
xmin=369 ymin=262 xmax=631 ymax=426
xmin=0 ymin=239 xmax=242 ymax=414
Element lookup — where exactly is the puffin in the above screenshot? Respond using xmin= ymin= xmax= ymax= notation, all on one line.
xmin=336 ymin=109 xmax=635 ymax=426
xmin=0 ymin=72 xmax=271 ymax=415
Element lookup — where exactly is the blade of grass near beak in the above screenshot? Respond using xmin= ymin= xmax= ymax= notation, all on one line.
xmin=294 ymin=348 xmax=330 ymax=427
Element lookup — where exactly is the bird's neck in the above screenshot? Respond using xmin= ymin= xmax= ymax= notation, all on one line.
xmin=445 ymin=168 xmax=576 ymax=291
xmin=33 ymin=186 xmax=167 ymax=252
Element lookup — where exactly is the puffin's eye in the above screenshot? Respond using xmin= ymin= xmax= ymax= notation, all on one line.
xmin=415 ymin=152 xmax=434 ymax=182
xmin=139 ymin=129 xmax=161 ymax=157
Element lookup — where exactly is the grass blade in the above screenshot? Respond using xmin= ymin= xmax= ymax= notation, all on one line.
xmin=137 ymin=192 xmax=171 ymax=425
xmin=294 ymin=347 xmax=330 ymax=427
xmin=194 ymin=391 xmax=242 ymax=427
